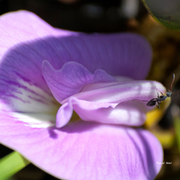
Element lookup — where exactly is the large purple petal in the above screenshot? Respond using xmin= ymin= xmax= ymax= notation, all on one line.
xmin=0 ymin=10 xmax=152 ymax=112
xmin=0 ymin=107 xmax=163 ymax=180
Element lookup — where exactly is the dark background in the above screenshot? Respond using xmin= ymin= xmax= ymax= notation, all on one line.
xmin=0 ymin=0 xmax=147 ymax=33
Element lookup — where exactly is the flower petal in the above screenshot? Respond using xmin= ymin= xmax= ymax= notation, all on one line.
xmin=40 ymin=32 xmax=153 ymax=80
xmin=71 ymin=80 xmax=166 ymax=103
xmin=0 ymin=10 xmax=74 ymax=113
xmin=56 ymin=97 xmax=147 ymax=128
xmin=0 ymin=10 xmax=75 ymax=53
xmin=0 ymin=10 xmax=163 ymax=180
xmin=0 ymin=10 xmax=151 ymax=114
xmin=42 ymin=61 xmax=117 ymax=101
xmin=0 ymin=100 xmax=56 ymax=128
xmin=55 ymin=81 xmax=166 ymax=127
xmin=0 ymin=110 xmax=163 ymax=180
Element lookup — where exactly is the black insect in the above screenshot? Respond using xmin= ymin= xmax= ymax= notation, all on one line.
xmin=147 ymin=74 xmax=175 ymax=109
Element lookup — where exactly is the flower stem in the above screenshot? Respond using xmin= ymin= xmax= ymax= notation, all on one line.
xmin=0 ymin=151 xmax=30 ymax=180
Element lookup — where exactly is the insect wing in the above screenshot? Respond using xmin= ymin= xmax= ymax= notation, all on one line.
xmin=146 ymin=98 xmax=157 ymax=106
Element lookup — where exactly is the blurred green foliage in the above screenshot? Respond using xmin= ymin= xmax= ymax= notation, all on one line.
xmin=142 ymin=0 xmax=180 ymax=30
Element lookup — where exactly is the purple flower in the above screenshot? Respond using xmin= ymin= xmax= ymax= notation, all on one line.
xmin=0 ymin=10 xmax=165 ymax=180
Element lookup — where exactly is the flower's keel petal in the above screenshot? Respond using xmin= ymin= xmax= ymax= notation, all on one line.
xmin=56 ymin=98 xmax=118 ymax=128
xmin=42 ymin=61 xmax=116 ymax=102
xmin=57 ymin=98 xmax=146 ymax=127
xmin=0 ymin=115 xmax=163 ymax=180
xmin=56 ymin=81 xmax=166 ymax=127
xmin=72 ymin=80 xmax=166 ymax=103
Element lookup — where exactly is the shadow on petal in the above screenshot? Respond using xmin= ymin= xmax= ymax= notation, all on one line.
xmin=126 ymin=129 xmax=162 ymax=180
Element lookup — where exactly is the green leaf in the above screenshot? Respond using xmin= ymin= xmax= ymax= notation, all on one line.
xmin=142 ymin=0 xmax=180 ymax=30
xmin=0 ymin=151 xmax=30 ymax=180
